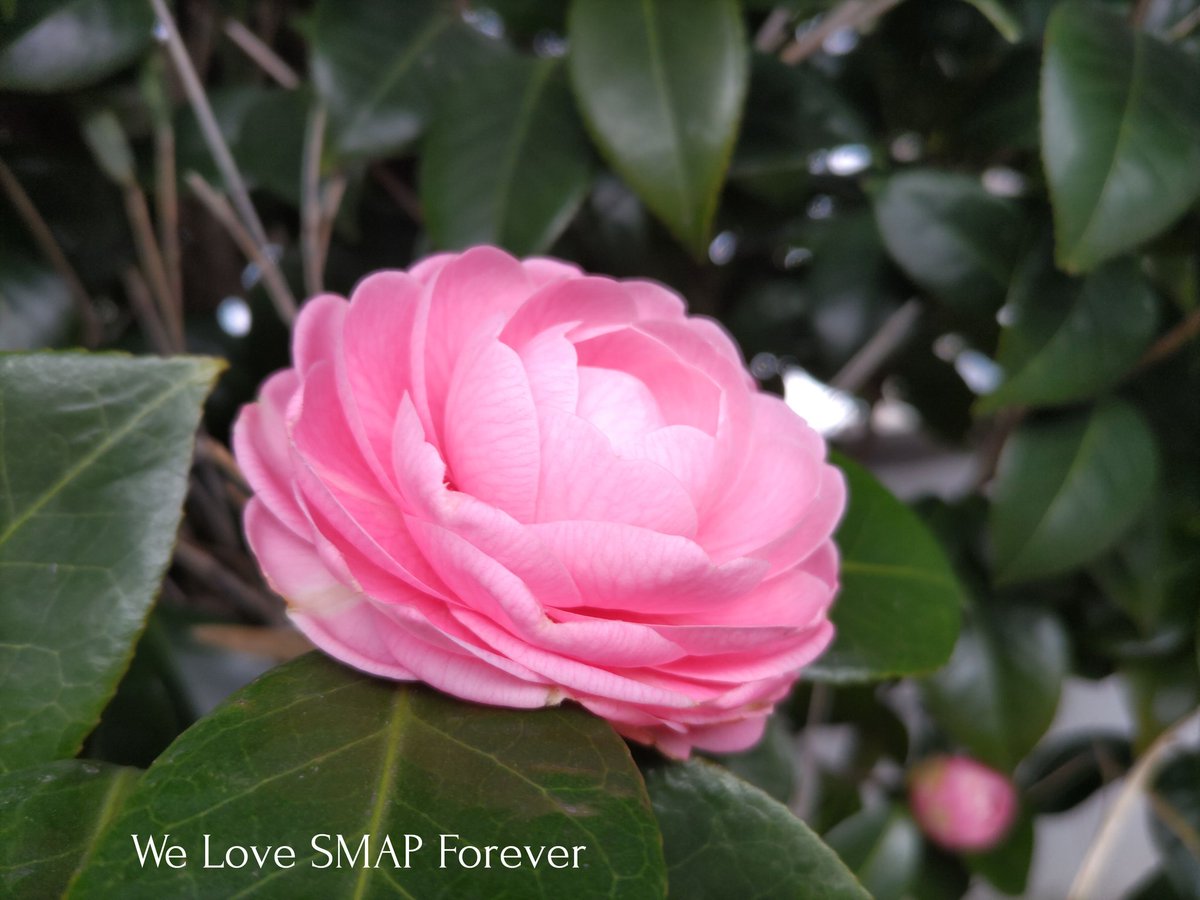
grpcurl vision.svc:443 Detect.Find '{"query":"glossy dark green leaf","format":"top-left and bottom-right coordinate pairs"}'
top-left (806, 456), bottom-right (963, 682)
top-left (922, 603), bottom-right (1069, 770)
top-left (421, 57), bottom-right (591, 255)
top-left (0, 354), bottom-right (223, 773)
top-left (568, 0), bottom-right (747, 256)
top-left (731, 54), bottom-right (870, 205)
top-left (1018, 731), bottom-right (1132, 814)
top-left (963, 810), bottom-right (1033, 895)
top-left (990, 400), bottom-right (1159, 584)
top-left (823, 804), bottom-right (922, 900)
top-left (644, 759), bottom-right (870, 899)
top-left (311, 0), bottom-right (495, 159)
top-left (69, 654), bottom-right (666, 899)
top-left (980, 247), bottom-right (1159, 412)
top-left (0, 245), bottom-right (75, 350)
top-left (873, 169), bottom-right (1025, 319)
top-left (0, 0), bottom-right (153, 92)
top-left (1149, 750), bottom-right (1200, 898)
top-left (177, 88), bottom-right (309, 206)
top-left (1042, 3), bottom-right (1200, 272)
top-left (958, 0), bottom-right (1022, 40)
top-left (711, 716), bottom-right (795, 804)
top-left (0, 760), bottom-right (139, 900)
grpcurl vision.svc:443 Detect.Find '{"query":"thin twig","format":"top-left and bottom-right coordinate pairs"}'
top-left (831, 299), bottom-right (922, 393)
top-left (1134, 307), bottom-right (1200, 373)
top-left (186, 172), bottom-right (298, 325)
top-left (122, 266), bottom-right (174, 355)
top-left (155, 111), bottom-right (184, 346)
top-left (1130, 0), bottom-right (1153, 27)
top-left (223, 18), bottom-right (301, 89)
top-left (754, 7), bottom-right (794, 53)
top-left (973, 405), bottom-right (1025, 490)
top-left (191, 623), bottom-right (314, 661)
top-left (1149, 792), bottom-right (1200, 861)
top-left (197, 433), bottom-right (250, 493)
top-left (1068, 708), bottom-right (1200, 900)
top-left (1169, 6), bottom-right (1200, 39)
top-left (0, 157), bottom-right (102, 346)
top-left (370, 163), bottom-right (424, 222)
top-left (794, 683), bottom-right (832, 820)
top-left (318, 173), bottom-right (348, 275)
top-left (123, 184), bottom-right (182, 352)
top-left (780, 0), bottom-right (905, 65)
top-left (174, 537), bottom-right (284, 623)
top-left (152, 0), bottom-right (271, 251)
top-left (302, 102), bottom-right (329, 297)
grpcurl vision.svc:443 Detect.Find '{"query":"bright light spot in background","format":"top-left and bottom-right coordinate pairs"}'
top-left (982, 166), bottom-right (1027, 198)
top-left (240, 244), bottom-right (282, 291)
top-left (808, 195), bottom-right (835, 220)
top-left (890, 132), bottom-right (922, 163)
top-left (782, 366), bottom-right (866, 437)
top-left (955, 350), bottom-right (1003, 395)
top-left (708, 230), bottom-right (737, 266)
top-left (782, 246), bottom-right (813, 269)
top-left (463, 8), bottom-right (504, 38)
top-left (826, 144), bottom-right (872, 176)
top-left (153, 20), bottom-right (169, 42)
top-left (217, 296), bottom-right (253, 337)
top-left (533, 31), bottom-right (567, 58)
top-left (750, 352), bottom-right (780, 380)
top-left (823, 27), bottom-right (859, 55)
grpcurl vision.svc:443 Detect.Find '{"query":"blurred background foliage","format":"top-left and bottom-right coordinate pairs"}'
top-left (3, 0), bottom-right (1200, 897)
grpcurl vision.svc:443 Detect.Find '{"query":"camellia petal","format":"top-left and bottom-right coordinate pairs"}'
top-left (233, 246), bottom-right (845, 757)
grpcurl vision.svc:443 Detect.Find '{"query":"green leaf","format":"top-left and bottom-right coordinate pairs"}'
top-left (957, 0), bottom-right (1022, 41)
top-left (806, 456), bottom-right (963, 682)
top-left (710, 716), bottom-right (795, 804)
top-left (0, 245), bottom-right (75, 351)
top-left (873, 169), bottom-right (1026, 320)
top-left (963, 809), bottom-right (1033, 895)
top-left (567, 0), bottom-right (747, 256)
top-left (824, 805), bottom-right (922, 900)
top-left (922, 602), bottom-right (1069, 770)
top-left (0, 0), bottom-right (153, 92)
top-left (1018, 732), bottom-right (1132, 814)
top-left (1042, 2), bottom-right (1200, 272)
top-left (1149, 750), bottom-right (1200, 898)
top-left (980, 245), bottom-right (1159, 412)
top-left (176, 88), bottom-right (309, 206)
top-left (730, 53), bottom-right (870, 205)
top-left (644, 759), bottom-right (870, 899)
top-left (68, 654), bottom-right (666, 899)
top-left (0, 354), bottom-right (223, 773)
top-left (311, 0), bottom-right (495, 159)
top-left (990, 400), bottom-right (1159, 584)
top-left (0, 760), bottom-right (139, 900)
top-left (421, 57), bottom-right (592, 255)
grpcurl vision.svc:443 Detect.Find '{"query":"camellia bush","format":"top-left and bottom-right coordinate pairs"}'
top-left (2, 0), bottom-right (1199, 897)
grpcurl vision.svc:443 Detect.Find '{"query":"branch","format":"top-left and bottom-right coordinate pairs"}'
top-left (1068, 708), bottom-right (1200, 900)
top-left (151, 0), bottom-right (272, 254)
top-left (0, 157), bottom-right (102, 346)
top-left (830, 298), bottom-right (921, 393)
top-left (302, 102), bottom-right (329, 297)
top-left (1135, 305), bottom-right (1200, 372)
top-left (780, 0), bottom-right (905, 65)
top-left (121, 266), bottom-right (175, 355)
top-left (186, 172), bottom-right (298, 325)
top-left (223, 18), bottom-right (301, 89)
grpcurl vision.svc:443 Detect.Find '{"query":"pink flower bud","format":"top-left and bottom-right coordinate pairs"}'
top-left (908, 755), bottom-right (1017, 851)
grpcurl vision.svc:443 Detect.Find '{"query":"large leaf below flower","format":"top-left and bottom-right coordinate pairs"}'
top-left (807, 457), bottom-right (963, 683)
top-left (0, 354), bottom-right (222, 773)
top-left (0, 760), bottom-right (140, 899)
top-left (421, 57), bottom-right (592, 256)
top-left (644, 759), bottom-right (870, 899)
top-left (1042, 2), bottom-right (1200, 272)
top-left (67, 654), bottom-right (666, 899)
top-left (567, 0), bottom-right (747, 256)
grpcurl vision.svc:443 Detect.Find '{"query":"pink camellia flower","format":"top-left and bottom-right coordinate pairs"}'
top-left (233, 246), bottom-right (844, 757)
top-left (909, 755), bottom-right (1018, 851)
